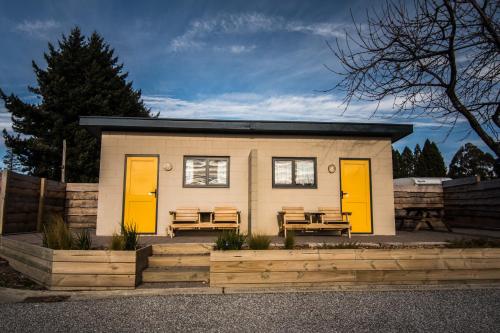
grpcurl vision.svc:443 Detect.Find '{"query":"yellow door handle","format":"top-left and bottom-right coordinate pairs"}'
top-left (148, 190), bottom-right (157, 197)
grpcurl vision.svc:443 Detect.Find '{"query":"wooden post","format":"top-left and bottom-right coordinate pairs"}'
top-left (61, 139), bottom-right (66, 183)
top-left (37, 178), bottom-right (46, 232)
top-left (0, 170), bottom-right (8, 235)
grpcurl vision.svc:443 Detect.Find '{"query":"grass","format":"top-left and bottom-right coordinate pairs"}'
top-left (247, 234), bottom-right (272, 250)
top-left (42, 214), bottom-right (73, 250)
top-left (74, 228), bottom-right (92, 250)
top-left (110, 233), bottom-right (125, 250)
top-left (215, 230), bottom-right (246, 250)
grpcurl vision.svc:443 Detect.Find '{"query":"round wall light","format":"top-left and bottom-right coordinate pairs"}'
top-left (327, 164), bottom-right (336, 174)
top-left (163, 162), bottom-right (173, 171)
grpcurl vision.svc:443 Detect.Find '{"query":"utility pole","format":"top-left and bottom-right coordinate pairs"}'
top-left (61, 139), bottom-right (66, 183)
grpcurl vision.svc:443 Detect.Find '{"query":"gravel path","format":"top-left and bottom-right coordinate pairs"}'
top-left (1, 289), bottom-right (499, 332)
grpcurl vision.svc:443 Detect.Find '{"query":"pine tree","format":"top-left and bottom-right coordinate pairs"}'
top-left (400, 146), bottom-right (415, 177)
top-left (413, 144), bottom-right (423, 176)
top-left (416, 139), bottom-right (447, 177)
top-left (0, 27), bottom-right (152, 182)
top-left (2, 147), bottom-right (22, 172)
top-left (448, 143), bottom-right (496, 179)
top-left (392, 148), bottom-right (404, 178)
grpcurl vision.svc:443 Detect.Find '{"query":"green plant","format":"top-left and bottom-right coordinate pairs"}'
top-left (445, 238), bottom-right (500, 248)
top-left (42, 214), bottom-right (73, 250)
top-left (122, 222), bottom-right (139, 250)
top-left (74, 228), bottom-right (92, 250)
top-left (284, 231), bottom-right (295, 249)
top-left (247, 234), bottom-right (272, 250)
top-left (215, 230), bottom-right (246, 250)
top-left (110, 233), bottom-right (125, 250)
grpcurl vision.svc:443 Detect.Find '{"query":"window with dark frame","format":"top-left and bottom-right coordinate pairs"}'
top-left (183, 156), bottom-right (229, 187)
top-left (272, 157), bottom-right (317, 188)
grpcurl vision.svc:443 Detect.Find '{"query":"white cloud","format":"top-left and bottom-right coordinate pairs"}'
top-left (15, 19), bottom-right (60, 39)
top-left (169, 13), bottom-right (349, 52)
top-left (143, 92), bottom-right (444, 127)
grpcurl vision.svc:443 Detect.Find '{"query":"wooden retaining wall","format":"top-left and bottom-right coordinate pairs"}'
top-left (210, 249), bottom-right (500, 288)
top-left (65, 183), bottom-right (98, 229)
top-left (0, 237), bottom-right (150, 290)
top-left (443, 178), bottom-right (500, 229)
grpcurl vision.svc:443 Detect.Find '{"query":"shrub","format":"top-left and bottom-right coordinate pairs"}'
top-left (74, 228), bottom-right (92, 250)
top-left (215, 230), bottom-right (246, 250)
top-left (122, 222), bottom-right (139, 250)
top-left (284, 231), bottom-right (295, 249)
top-left (42, 214), bottom-right (73, 250)
top-left (110, 233), bottom-right (125, 250)
top-left (247, 234), bottom-right (272, 250)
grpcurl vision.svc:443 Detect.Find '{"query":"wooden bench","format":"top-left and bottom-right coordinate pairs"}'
top-left (168, 207), bottom-right (240, 237)
top-left (318, 207), bottom-right (351, 238)
top-left (281, 206), bottom-right (351, 238)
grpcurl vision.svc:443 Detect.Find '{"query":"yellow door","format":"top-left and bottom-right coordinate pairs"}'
top-left (340, 159), bottom-right (372, 233)
top-left (123, 156), bottom-right (158, 234)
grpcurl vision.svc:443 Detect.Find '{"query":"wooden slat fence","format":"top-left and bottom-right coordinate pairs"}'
top-left (443, 177), bottom-right (500, 229)
top-left (393, 184), bottom-right (443, 219)
top-left (65, 183), bottom-right (98, 229)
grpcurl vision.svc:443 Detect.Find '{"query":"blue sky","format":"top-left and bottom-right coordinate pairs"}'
top-left (0, 0), bottom-right (493, 165)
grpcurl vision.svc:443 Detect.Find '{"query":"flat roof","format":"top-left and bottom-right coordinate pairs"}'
top-left (80, 116), bottom-right (413, 142)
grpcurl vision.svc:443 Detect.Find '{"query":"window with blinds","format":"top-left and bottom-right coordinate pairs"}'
top-left (183, 156), bottom-right (229, 187)
top-left (272, 157), bottom-right (317, 188)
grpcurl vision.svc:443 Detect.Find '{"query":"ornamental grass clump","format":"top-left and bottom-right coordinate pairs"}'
top-left (74, 228), bottom-right (92, 250)
top-left (215, 230), bottom-right (246, 250)
top-left (110, 233), bottom-right (125, 250)
top-left (42, 214), bottom-right (73, 250)
top-left (247, 234), bottom-right (272, 250)
top-left (122, 222), bottom-right (139, 250)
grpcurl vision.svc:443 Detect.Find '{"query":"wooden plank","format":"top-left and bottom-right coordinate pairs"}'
top-left (4, 256), bottom-right (51, 286)
top-left (210, 270), bottom-right (356, 285)
top-left (65, 192), bottom-right (98, 200)
top-left (65, 200), bottom-right (98, 208)
top-left (50, 274), bottom-right (136, 287)
top-left (52, 261), bottom-right (136, 274)
top-left (0, 246), bottom-right (52, 271)
top-left (210, 258), bottom-right (500, 273)
top-left (149, 255), bottom-right (210, 267)
top-left (355, 269), bottom-right (500, 282)
top-left (66, 207), bottom-right (97, 215)
top-left (66, 183), bottom-right (98, 191)
top-left (36, 178), bottom-right (46, 232)
top-left (152, 243), bottom-right (212, 255)
top-left (52, 250), bottom-right (136, 263)
top-left (1, 237), bottom-right (53, 261)
top-left (211, 250), bottom-right (356, 262)
top-left (354, 248), bottom-right (500, 260)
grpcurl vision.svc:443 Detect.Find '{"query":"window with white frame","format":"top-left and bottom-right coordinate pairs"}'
top-left (183, 156), bottom-right (229, 187)
top-left (272, 157), bottom-right (317, 188)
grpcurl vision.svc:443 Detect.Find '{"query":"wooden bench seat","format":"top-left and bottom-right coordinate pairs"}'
top-left (168, 207), bottom-right (240, 237)
top-left (281, 206), bottom-right (351, 238)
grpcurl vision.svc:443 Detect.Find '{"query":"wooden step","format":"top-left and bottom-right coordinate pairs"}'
top-left (142, 267), bottom-right (209, 283)
top-left (152, 243), bottom-right (212, 255)
top-left (148, 255), bottom-right (210, 268)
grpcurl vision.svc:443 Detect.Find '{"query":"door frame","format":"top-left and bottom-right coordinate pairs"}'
top-left (121, 154), bottom-right (160, 235)
top-left (339, 158), bottom-right (374, 234)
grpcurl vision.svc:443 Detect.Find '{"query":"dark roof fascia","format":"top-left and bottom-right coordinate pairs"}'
top-left (79, 116), bottom-right (413, 142)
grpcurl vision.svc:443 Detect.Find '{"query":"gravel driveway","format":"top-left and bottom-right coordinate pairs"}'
top-left (0, 289), bottom-right (499, 332)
